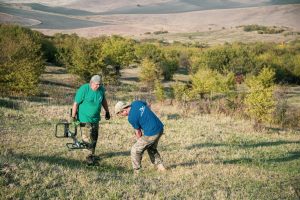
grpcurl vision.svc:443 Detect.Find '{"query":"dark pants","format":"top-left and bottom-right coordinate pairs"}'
top-left (80, 123), bottom-right (99, 155)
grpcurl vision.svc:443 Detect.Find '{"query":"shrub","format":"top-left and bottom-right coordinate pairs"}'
top-left (52, 33), bottom-right (80, 67)
top-left (154, 80), bottom-right (165, 102)
top-left (0, 25), bottom-right (44, 96)
top-left (139, 58), bottom-right (162, 88)
top-left (244, 67), bottom-right (276, 129)
top-left (172, 82), bottom-right (190, 102)
top-left (243, 24), bottom-right (285, 34)
top-left (153, 30), bottom-right (168, 35)
top-left (160, 50), bottom-right (179, 81)
top-left (273, 86), bottom-right (289, 128)
top-left (189, 68), bottom-right (236, 99)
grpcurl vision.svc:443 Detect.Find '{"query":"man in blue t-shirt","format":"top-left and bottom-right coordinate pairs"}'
top-left (115, 100), bottom-right (166, 174)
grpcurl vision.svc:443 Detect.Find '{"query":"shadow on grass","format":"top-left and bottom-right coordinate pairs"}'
top-left (99, 150), bottom-right (130, 159)
top-left (119, 77), bottom-right (139, 82)
top-left (168, 161), bottom-right (198, 169)
top-left (176, 67), bottom-right (189, 75)
top-left (239, 140), bottom-right (300, 148)
top-left (0, 98), bottom-right (20, 110)
top-left (11, 152), bottom-right (130, 173)
top-left (43, 68), bottom-right (67, 75)
top-left (185, 143), bottom-right (225, 150)
top-left (166, 114), bottom-right (181, 120)
top-left (41, 80), bottom-right (74, 88)
top-left (186, 140), bottom-right (300, 150)
top-left (223, 151), bottom-right (300, 164)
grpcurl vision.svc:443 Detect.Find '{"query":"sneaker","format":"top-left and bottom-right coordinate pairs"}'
top-left (157, 164), bottom-right (166, 172)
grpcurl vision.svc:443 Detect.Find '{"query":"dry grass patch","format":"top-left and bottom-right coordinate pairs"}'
top-left (1, 99), bottom-right (299, 199)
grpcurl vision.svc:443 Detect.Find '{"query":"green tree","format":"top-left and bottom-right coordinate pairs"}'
top-left (52, 33), bottom-right (79, 68)
top-left (190, 68), bottom-right (236, 99)
top-left (101, 35), bottom-right (136, 68)
top-left (70, 38), bottom-right (105, 82)
top-left (172, 82), bottom-right (189, 102)
top-left (244, 67), bottom-right (276, 129)
top-left (135, 43), bottom-right (163, 62)
top-left (139, 58), bottom-right (162, 88)
top-left (0, 25), bottom-right (44, 96)
top-left (160, 49), bottom-right (179, 81)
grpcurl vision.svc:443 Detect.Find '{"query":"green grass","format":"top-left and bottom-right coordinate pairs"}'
top-left (0, 66), bottom-right (299, 199)
top-left (0, 100), bottom-right (299, 199)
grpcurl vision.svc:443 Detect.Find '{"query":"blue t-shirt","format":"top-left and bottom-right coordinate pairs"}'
top-left (128, 101), bottom-right (164, 136)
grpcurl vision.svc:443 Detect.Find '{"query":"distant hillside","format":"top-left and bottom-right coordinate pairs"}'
top-left (2, 0), bottom-right (300, 13)
top-left (0, 0), bottom-right (299, 40)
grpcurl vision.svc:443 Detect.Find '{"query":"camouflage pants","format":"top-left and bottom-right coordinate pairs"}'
top-left (80, 123), bottom-right (99, 155)
top-left (131, 131), bottom-right (164, 170)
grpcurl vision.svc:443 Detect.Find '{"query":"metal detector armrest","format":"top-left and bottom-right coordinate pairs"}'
top-left (55, 121), bottom-right (70, 138)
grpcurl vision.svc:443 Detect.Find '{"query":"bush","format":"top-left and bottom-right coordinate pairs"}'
top-left (172, 82), bottom-right (190, 102)
top-left (0, 25), bottom-right (44, 96)
top-left (160, 49), bottom-right (179, 81)
top-left (243, 24), bottom-right (285, 34)
top-left (190, 68), bottom-right (236, 99)
top-left (154, 80), bottom-right (165, 102)
top-left (244, 68), bottom-right (276, 128)
top-left (139, 58), bottom-right (162, 88)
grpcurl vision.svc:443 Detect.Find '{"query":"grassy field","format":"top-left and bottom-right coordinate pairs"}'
top-left (0, 66), bottom-right (300, 199)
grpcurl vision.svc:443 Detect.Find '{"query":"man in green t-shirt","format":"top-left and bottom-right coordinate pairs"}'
top-left (71, 75), bottom-right (110, 165)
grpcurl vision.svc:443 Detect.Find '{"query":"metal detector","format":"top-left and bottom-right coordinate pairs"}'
top-left (54, 110), bottom-right (89, 150)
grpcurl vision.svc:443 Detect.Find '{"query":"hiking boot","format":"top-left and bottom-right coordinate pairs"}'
top-left (86, 155), bottom-right (95, 166)
top-left (157, 164), bottom-right (166, 172)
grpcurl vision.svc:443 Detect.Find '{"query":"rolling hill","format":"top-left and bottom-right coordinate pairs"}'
top-left (0, 0), bottom-right (299, 42)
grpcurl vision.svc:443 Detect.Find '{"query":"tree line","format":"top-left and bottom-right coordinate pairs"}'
top-left (1, 24), bottom-right (300, 128)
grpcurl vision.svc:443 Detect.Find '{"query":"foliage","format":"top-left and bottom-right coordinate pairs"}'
top-left (0, 24), bottom-right (44, 96)
top-left (69, 37), bottom-right (105, 82)
top-left (172, 82), bottom-right (190, 102)
top-left (136, 43), bottom-right (179, 81)
top-left (53, 35), bottom-right (129, 84)
top-left (190, 43), bottom-right (257, 76)
top-left (273, 86), bottom-right (289, 128)
top-left (153, 30), bottom-right (168, 35)
top-left (139, 58), bottom-right (162, 88)
top-left (154, 80), bottom-right (165, 102)
top-left (242, 24), bottom-right (285, 34)
top-left (244, 67), bottom-right (276, 127)
top-left (256, 45), bottom-right (300, 83)
top-left (190, 68), bottom-right (236, 99)
top-left (40, 36), bottom-right (57, 63)
top-left (101, 35), bottom-right (136, 68)
top-left (52, 33), bottom-right (80, 68)
top-left (188, 42), bottom-right (300, 84)
top-left (160, 49), bottom-right (179, 81)
top-left (135, 43), bottom-right (163, 63)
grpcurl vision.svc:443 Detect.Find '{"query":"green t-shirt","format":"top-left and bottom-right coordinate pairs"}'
top-left (74, 83), bottom-right (105, 123)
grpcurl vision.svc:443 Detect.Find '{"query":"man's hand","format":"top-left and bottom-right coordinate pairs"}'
top-left (135, 129), bottom-right (142, 139)
top-left (71, 117), bottom-right (80, 127)
top-left (105, 111), bottom-right (110, 120)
